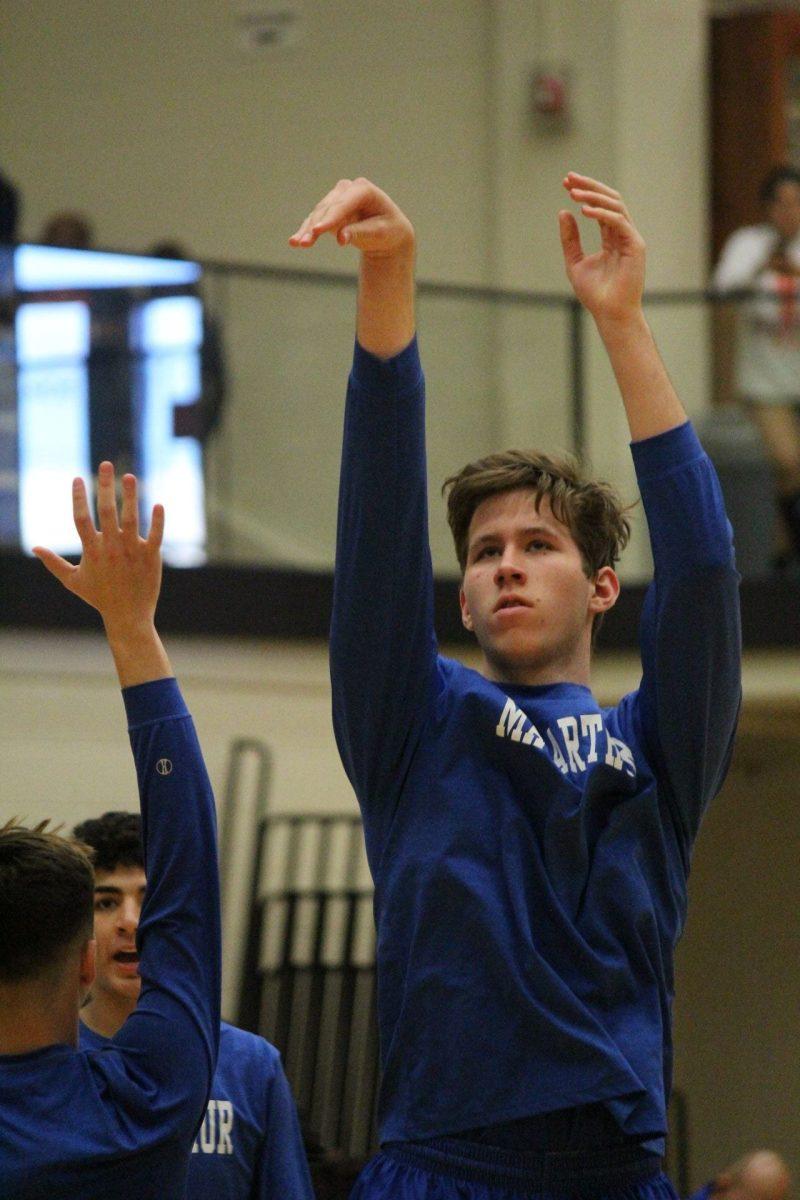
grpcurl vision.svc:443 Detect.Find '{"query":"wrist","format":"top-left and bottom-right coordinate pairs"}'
top-left (594, 308), bottom-right (650, 346)
top-left (360, 228), bottom-right (416, 266)
top-left (102, 614), bottom-right (158, 644)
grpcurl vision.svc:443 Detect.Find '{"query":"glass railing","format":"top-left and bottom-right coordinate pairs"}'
top-left (0, 244), bottom-right (792, 588)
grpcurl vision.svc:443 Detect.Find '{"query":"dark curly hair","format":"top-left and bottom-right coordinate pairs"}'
top-left (72, 811), bottom-right (143, 875)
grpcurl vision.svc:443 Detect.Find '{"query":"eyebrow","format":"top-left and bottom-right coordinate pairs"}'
top-left (94, 885), bottom-right (146, 895)
top-left (469, 525), bottom-right (559, 551)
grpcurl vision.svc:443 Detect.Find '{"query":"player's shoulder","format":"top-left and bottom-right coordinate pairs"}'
top-left (218, 1021), bottom-right (281, 1076)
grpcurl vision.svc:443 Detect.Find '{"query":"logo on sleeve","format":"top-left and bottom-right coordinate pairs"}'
top-left (156, 758), bottom-right (173, 776)
top-left (496, 698), bottom-right (636, 779)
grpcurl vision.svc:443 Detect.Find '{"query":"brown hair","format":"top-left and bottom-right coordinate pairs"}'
top-left (0, 821), bottom-right (94, 983)
top-left (443, 450), bottom-right (632, 641)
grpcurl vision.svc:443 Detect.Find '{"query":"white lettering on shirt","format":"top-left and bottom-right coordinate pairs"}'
top-left (557, 716), bottom-right (585, 773)
top-left (192, 1098), bottom-right (236, 1155)
top-left (580, 713), bottom-right (603, 763)
top-left (604, 734), bottom-right (637, 779)
top-left (495, 697), bottom-right (545, 748)
top-left (546, 728), bottom-right (569, 775)
top-left (495, 701), bottom-right (636, 781)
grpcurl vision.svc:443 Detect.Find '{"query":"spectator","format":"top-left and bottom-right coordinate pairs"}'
top-left (713, 165), bottom-right (800, 570)
top-left (39, 210), bottom-right (94, 249)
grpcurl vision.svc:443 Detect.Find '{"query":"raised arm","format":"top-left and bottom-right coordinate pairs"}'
top-left (560, 174), bottom-right (741, 848)
top-left (559, 172), bottom-right (686, 442)
top-left (35, 464), bottom-right (221, 1138)
top-left (290, 180), bottom-right (436, 857)
top-left (289, 176), bottom-right (415, 358)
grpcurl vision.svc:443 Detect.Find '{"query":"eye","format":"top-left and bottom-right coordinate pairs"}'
top-left (94, 897), bottom-right (117, 913)
top-left (527, 539), bottom-right (552, 552)
top-left (475, 546), bottom-right (498, 560)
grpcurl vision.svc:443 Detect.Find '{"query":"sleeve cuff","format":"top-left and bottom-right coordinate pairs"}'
top-left (122, 677), bottom-right (189, 728)
top-left (350, 335), bottom-right (423, 396)
top-left (630, 420), bottom-right (705, 481)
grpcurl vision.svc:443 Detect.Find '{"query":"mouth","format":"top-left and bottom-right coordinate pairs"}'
top-left (113, 951), bottom-right (140, 973)
top-left (494, 595), bottom-right (531, 613)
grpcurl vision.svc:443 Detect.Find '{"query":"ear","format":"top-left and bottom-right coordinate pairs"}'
top-left (589, 566), bottom-right (620, 615)
top-left (79, 938), bottom-right (96, 996)
top-left (459, 585), bottom-right (474, 632)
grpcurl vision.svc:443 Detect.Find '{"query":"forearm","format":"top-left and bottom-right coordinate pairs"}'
top-left (357, 245), bottom-right (416, 359)
top-left (595, 311), bottom-right (687, 442)
top-left (103, 618), bottom-right (173, 688)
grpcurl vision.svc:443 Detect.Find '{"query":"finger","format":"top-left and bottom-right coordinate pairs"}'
top-left (568, 189), bottom-right (629, 219)
top-left (95, 461), bottom-right (120, 539)
top-left (71, 477), bottom-right (98, 548)
top-left (147, 503), bottom-right (165, 550)
top-left (289, 180), bottom-right (355, 245)
top-left (335, 214), bottom-right (395, 249)
top-left (32, 546), bottom-right (78, 589)
top-left (564, 172), bottom-right (622, 201)
top-left (120, 473), bottom-right (139, 541)
top-left (558, 210), bottom-right (584, 268)
top-left (291, 180), bottom-right (375, 247)
top-left (577, 205), bottom-right (632, 233)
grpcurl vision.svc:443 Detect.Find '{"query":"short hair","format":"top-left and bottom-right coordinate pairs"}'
top-left (443, 448), bottom-right (631, 577)
top-left (760, 166), bottom-right (800, 206)
top-left (0, 821), bottom-right (94, 983)
top-left (72, 812), bottom-right (143, 875)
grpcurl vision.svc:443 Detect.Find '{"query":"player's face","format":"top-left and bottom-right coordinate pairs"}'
top-left (459, 489), bottom-right (614, 683)
top-left (91, 866), bottom-right (146, 1009)
top-left (767, 181), bottom-right (800, 241)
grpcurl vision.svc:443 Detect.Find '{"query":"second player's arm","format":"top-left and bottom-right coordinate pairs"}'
top-left (291, 179), bottom-right (437, 837)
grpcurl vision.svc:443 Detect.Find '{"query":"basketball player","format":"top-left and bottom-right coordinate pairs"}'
top-left (73, 810), bottom-right (314, 1200)
top-left (289, 174), bottom-right (742, 1198)
top-left (0, 464), bottom-right (220, 1198)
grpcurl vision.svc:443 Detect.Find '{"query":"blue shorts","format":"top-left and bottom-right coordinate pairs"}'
top-left (350, 1138), bottom-right (678, 1200)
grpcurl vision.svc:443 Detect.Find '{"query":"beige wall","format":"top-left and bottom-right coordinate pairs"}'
top-left (0, 0), bottom-right (712, 579)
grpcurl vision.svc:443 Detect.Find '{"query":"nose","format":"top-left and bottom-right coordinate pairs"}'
top-left (494, 548), bottom-right (527, 587)
top-left (117, 900), bottom-right (140, 935)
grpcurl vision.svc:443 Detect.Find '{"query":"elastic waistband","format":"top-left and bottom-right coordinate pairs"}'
top-left (383, 1137), bottom-right (663, 1195)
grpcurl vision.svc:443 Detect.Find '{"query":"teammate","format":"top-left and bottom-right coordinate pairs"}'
top-left (289, 175), bottom-right (742, 1199)
top-left (0, 463), bottom-right (220, 1198)
top-left (73, 810), bottom-right (314, 1200)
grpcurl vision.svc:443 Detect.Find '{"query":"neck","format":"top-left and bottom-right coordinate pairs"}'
top-left (480, 644), bottom-right (592, 689)
top-left (81, 992), bottom-right (135, 1039)
top-left (0, 979), bottom-right (79, 1055)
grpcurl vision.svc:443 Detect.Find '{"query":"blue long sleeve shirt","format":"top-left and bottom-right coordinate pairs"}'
top-left (330, 338), bottom-right (741, 1149)
top-left (80, 1020), bottom-right (314, 1200)
top-left (0, 678), bottom-right (221, 1198)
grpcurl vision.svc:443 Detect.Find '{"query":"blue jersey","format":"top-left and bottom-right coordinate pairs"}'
top-left (331, 338), bottom-right (741, 1148)
top-left (0, 679), bottom-right (221, 1199)
top-left (80, 1020), bottom-right (314, 1199)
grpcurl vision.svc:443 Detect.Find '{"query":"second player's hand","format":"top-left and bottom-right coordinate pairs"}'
top-left (33, 461), bottom-right (164, 633)
top-left (559, 172), bottom-right (645, 326)
top-left (289, 177), bottom-right (414, 259)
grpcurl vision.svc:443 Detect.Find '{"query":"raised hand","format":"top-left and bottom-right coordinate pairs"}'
top-left (559, 172), bottom-right (645, 326)
top-left (33, 462), bottom-right (164, 632)
top-left (289, 177), bottom-right (414, 259)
